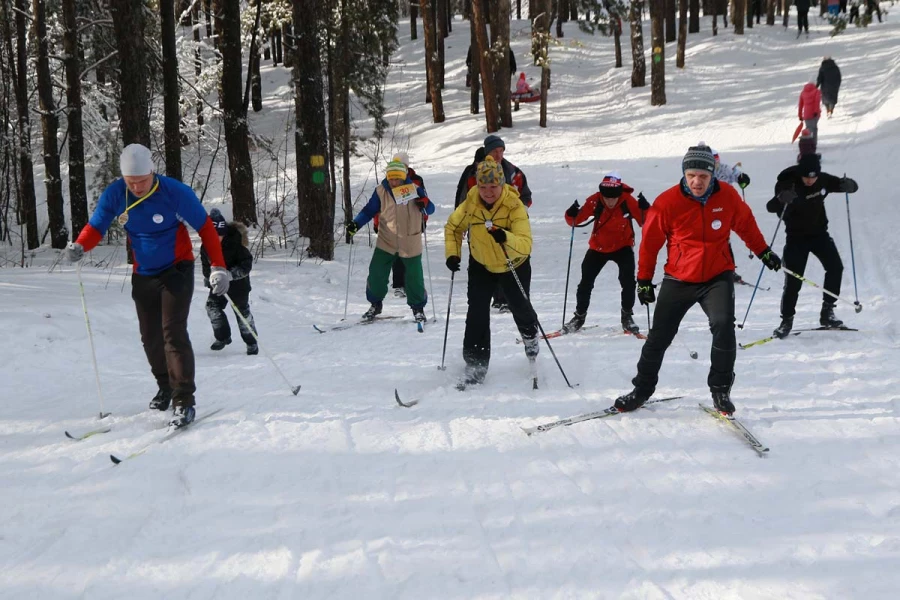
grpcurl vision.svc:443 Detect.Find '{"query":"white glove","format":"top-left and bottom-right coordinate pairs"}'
top-left (66, 242), bottom-right (84, 263)
top-left (209, 267), bottom-right (232, 296)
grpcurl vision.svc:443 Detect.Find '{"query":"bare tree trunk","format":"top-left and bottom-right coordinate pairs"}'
top-left (193, 1), bottom-right (204, 126)
top-left (491, 0), bottom-right (512, 127)
top-left (677, 0), bottom-right (688, 67)
top-left (471, 0), bottom-right (498, 131)
top-left (649, 0), bottom-right (666, 106)
top-left (9, 0), bottom-right (37, 248)
top-left (282, 23), bottom-right (293, 68)
top-left (62, 0), bottom-right (88, 235)
top-left (215, 0), bottom-right (257, 223)
top-left (111, 0), bottom-right (151, 145)
top-left (613, 12), bottom-right (622, 68)
top-left (204, 0), bottom-right (214, 46)
top-left (630, 1), bottom-right (646, 88)
top-left (410, 1), bottom-right (418, 39)
top-left (435, 0), bottom-right (446, 88)
top-left (537, 0), bottom-right (550, 127)
top-left (160, 0), bottom-right (182, 179)
top-left (689, 0), bottom-right (700, 31)
top-left (713, 0), bottom-right (719, 34)
top-left (517, 0), bottom-right (522, 18)
top-left (747, 0), bottom-right (754, 26)
top-left (243, 0), bottom-right (263, 112)
top-left (555, 0), bottom-right (564, 37)
top-left (469, 14), bottom-right (480, 114)
top-left (733, 0), bottom-right (745, 32)
top-left (767, 0), bottom-right (776, 24)
top-left (666, 0), bottom-right (676, 42)
top-left (783, 0), bottom-right (789, 27)
top-left (292, 0), bottom-right (332, 259)
top-left (420, 0), bottom-right (445, 122)
top-left (33, 0), bottom-right (67, 248)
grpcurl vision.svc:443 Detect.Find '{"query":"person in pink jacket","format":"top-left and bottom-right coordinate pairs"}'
top-left (799, 82), bottom-right (822, 139)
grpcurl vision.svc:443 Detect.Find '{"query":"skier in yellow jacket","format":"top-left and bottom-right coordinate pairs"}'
top-left (445, 157), bottom-right (537, 387)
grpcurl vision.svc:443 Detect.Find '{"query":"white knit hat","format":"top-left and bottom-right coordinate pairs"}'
top-left (120, 144), bottom-right (154, 176)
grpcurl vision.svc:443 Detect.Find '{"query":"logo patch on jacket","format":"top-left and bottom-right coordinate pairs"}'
top-left (711, 219), bottom-right (722, 230)
top-left (712, 207), bottom-right (723, 213)
top-left (152, 214), bottom-right (164, 224)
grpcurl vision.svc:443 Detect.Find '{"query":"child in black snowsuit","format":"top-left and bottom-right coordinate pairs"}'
top-left (201, 208), bottom-right (259, 354)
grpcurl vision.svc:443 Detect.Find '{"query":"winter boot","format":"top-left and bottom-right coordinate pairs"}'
top-left (492, 299), bottom-right (510, 313)
top-left (614, 389), bottom-right (651, 412)
top-left (712, 390), bottom-right (736, 415)
top-left (819, 304), bottom-right (844, 328)
top-left (412, 307), bottom-right (427, 324)
top-left (522, 334), bottom-right (540, 359)
top-left (459, 362), bottom-right (488, 389)
top-left (169, 404), bottom-right (196, 429)
top-left (362, 302), bottom-right (383, 322)
top-left (393, 287), bottom-right (407, 298)
top-left (563, 311), bottom-right (586, 334)
top-left (210, 338), bottom-right (231, 351)
top-left (772, 317), bottom-right (794, 339)
top-left (246, 344), bottom-right (259, 355)
top-left (621, 310), bottom-right (639, 335)
top-left (149, 388), bottom-right (172, 411)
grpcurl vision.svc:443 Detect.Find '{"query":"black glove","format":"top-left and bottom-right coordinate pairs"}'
top-left (415, 198), bottom-right (428, 210)
top-left (203, 277), bottom-right (211, 289)
top-left (229, 267), bottom-right (248, 280)
top-left (758, 247), bottom-right (782, 271)
top-left (346, 221), bottom-right (359, 236)
top-left (565, 201), bottom-right (580, 219)
top-left (637, 279), bottom-right (656, 306)
top-left (778, 189), bottom-right (798, 205)
top-left (737, 173), bottom-right (751, 189)
top-left (839, 177), bottom-right (858, 193)
top-left (487, 227), bottom-right (507, 244)
top-left (446, 256), bottom-right (461, 272)
top-left (637, 192), bottom-right (650, 211)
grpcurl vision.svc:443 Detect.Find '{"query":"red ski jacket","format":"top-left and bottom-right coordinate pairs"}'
top-left (799, 83), bottom-right (821, 121)
top-left (638, 181), bottom-right (768, 283)
top-left (564, 186), bottom-right (644, 253)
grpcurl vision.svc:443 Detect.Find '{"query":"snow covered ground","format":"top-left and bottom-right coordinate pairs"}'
top-left (3, 14), bottom-right (900, 600)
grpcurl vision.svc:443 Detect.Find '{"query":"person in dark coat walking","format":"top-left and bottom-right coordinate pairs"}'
top-left (455, 147), bottom-right (486, 208)
top-left (795, 0), bottom-right (812, 37)
top-left (817, 57), bottom-right (842, 118)
top-left (202, 208), bottom-right (259, 355)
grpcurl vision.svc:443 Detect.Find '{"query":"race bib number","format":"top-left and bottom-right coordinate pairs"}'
top-left (392, 183), bottom-right (418, 206)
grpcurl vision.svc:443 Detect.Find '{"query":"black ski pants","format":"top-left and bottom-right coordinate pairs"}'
top-left (575, 247), bottom-right (636, 315)
top-left (463, 257), bottom-right (538, 368)
top-left (132, 260), bottom-right (196, 408)
top-left (632, 272), bottom-right (736, 396)
top-left (206, 277), bottom-right (257, 346)
top-left (798, 9), bottom-right (809, 32)
top-left (779, 233), bottom-right (843, 319)
top-left (391, 256), bottom-right (406, 289)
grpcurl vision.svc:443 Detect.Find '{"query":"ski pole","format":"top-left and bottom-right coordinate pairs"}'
top-left (342, 236), bottom-right (354, 321)
top-left (782, 267), bottom-right (863, 313)
top-left (561, 221), bottom-right (576, 329)
top-left (646, 304), bottom-right (651, 332)
top-left (844, 182), bottom-right (860, 309)
top-left (76, 262), bottom-right (110, 419)
top-left (421, 212), bottom-right (437, 321)
top-left (226, 293), bottom-right (301, 395)
top-left (499, 243), bottom-right (574, 388)
top-left (438, 271), bottom-right (455, 371)
top-left (738, 212), bottom-right (784, 329)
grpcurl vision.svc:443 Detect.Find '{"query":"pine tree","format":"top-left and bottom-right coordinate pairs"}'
top-left (61, 0), bottom-right (89, 236)
top-left (159, 0), bottom-right (182, 179)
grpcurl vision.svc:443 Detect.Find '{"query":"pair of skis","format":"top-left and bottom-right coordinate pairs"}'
top-left (740, 326), bottom-right (857, 350)
top-left (314, 314), bottom-right (428, 334)
top-left (522, 397), bottom-right (769, 456)
top-left (516, 326), bottom-right (646, 344)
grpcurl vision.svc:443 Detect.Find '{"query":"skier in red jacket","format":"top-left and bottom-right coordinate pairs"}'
top-left (562, 172), bottom-right (650, 335)
top-left (614, 145), bottom-right (782, 415)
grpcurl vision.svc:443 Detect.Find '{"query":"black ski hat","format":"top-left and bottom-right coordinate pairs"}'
top-left (798, 153), bottom-right (821, 178)
top-left (682, 145), bottom-right (716, 174)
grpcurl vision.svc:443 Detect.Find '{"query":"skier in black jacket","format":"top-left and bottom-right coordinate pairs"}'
top-left (817, 57), bottom-right (842, 118)
top-left (201, 209), bottom-right (259, 354)
top-left (766, 154), bottom-right (858, 338)
top-left (795, 0), bottom-right (812, 37)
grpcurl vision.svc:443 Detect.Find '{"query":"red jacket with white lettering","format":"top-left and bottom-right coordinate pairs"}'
top-left (638, 180), bottom-right (768, 283)
top-left (564, 186), bottom-right (644, 253)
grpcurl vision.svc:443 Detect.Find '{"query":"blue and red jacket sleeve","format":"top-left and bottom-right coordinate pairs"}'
top-left (354, 186), bottom-right (383, 228)
top-left (169, 179), bottom-right (226, 269)
top-left (75, 183), bottom-right (120, 250)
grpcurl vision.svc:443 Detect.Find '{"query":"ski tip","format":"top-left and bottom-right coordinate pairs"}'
top-left (99, 412), bottom-right (111, 419)
top-left (532, 378), bottom-right (539, 390)
top-left (416, 323), bottom-right (424, 333)
top-left (394, 389), bottom-right (418, 408)
top-left (110, 454), bottom-right (123, 465)
top-left (291, 385), bottom-right (302, 395)
top-left (64, 431), bottom-right (77, 440)
top-left (312, 324), bottom-right (325, 334)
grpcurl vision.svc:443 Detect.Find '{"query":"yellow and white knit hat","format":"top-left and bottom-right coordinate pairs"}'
top-left (385, 156), bottom-right (408, 180)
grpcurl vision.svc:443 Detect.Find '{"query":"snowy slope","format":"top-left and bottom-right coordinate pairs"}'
top-left (2, 15), bottom-right (900, 600)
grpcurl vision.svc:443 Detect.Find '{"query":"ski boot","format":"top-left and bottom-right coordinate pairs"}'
top-left (621, 310), bottom-right (639, 335)
top-left (563, 311), bottom-right (585, 334)
top-left (458, 362), bottom-right (487, 390)
top-left (772, 317), bottom-right (793, 339)
top-left (149, 388), bottom-right (172, 411)
top-left (492, 299), bottom-right (510, 313)
top-left (522, 334), bottom-right (540, 359)
top-left (393, 287), bottom-right (407, 298)
top-left (246, 344), bottom-right (259, 356)
top-left (820, 304), bottom-right (844, 329)
top-left (614, 389), bottom-right (650, 412)
top-left (210, 337), bottom-right (231, 351)
top-left (712, 390), bottom-right (736, 415)
top-left (412, 307), bottom-right (427, 325)
top-left (169, 404), bottom-right (196, 429)
top-left (362, 302), bottom-right (383, 322)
